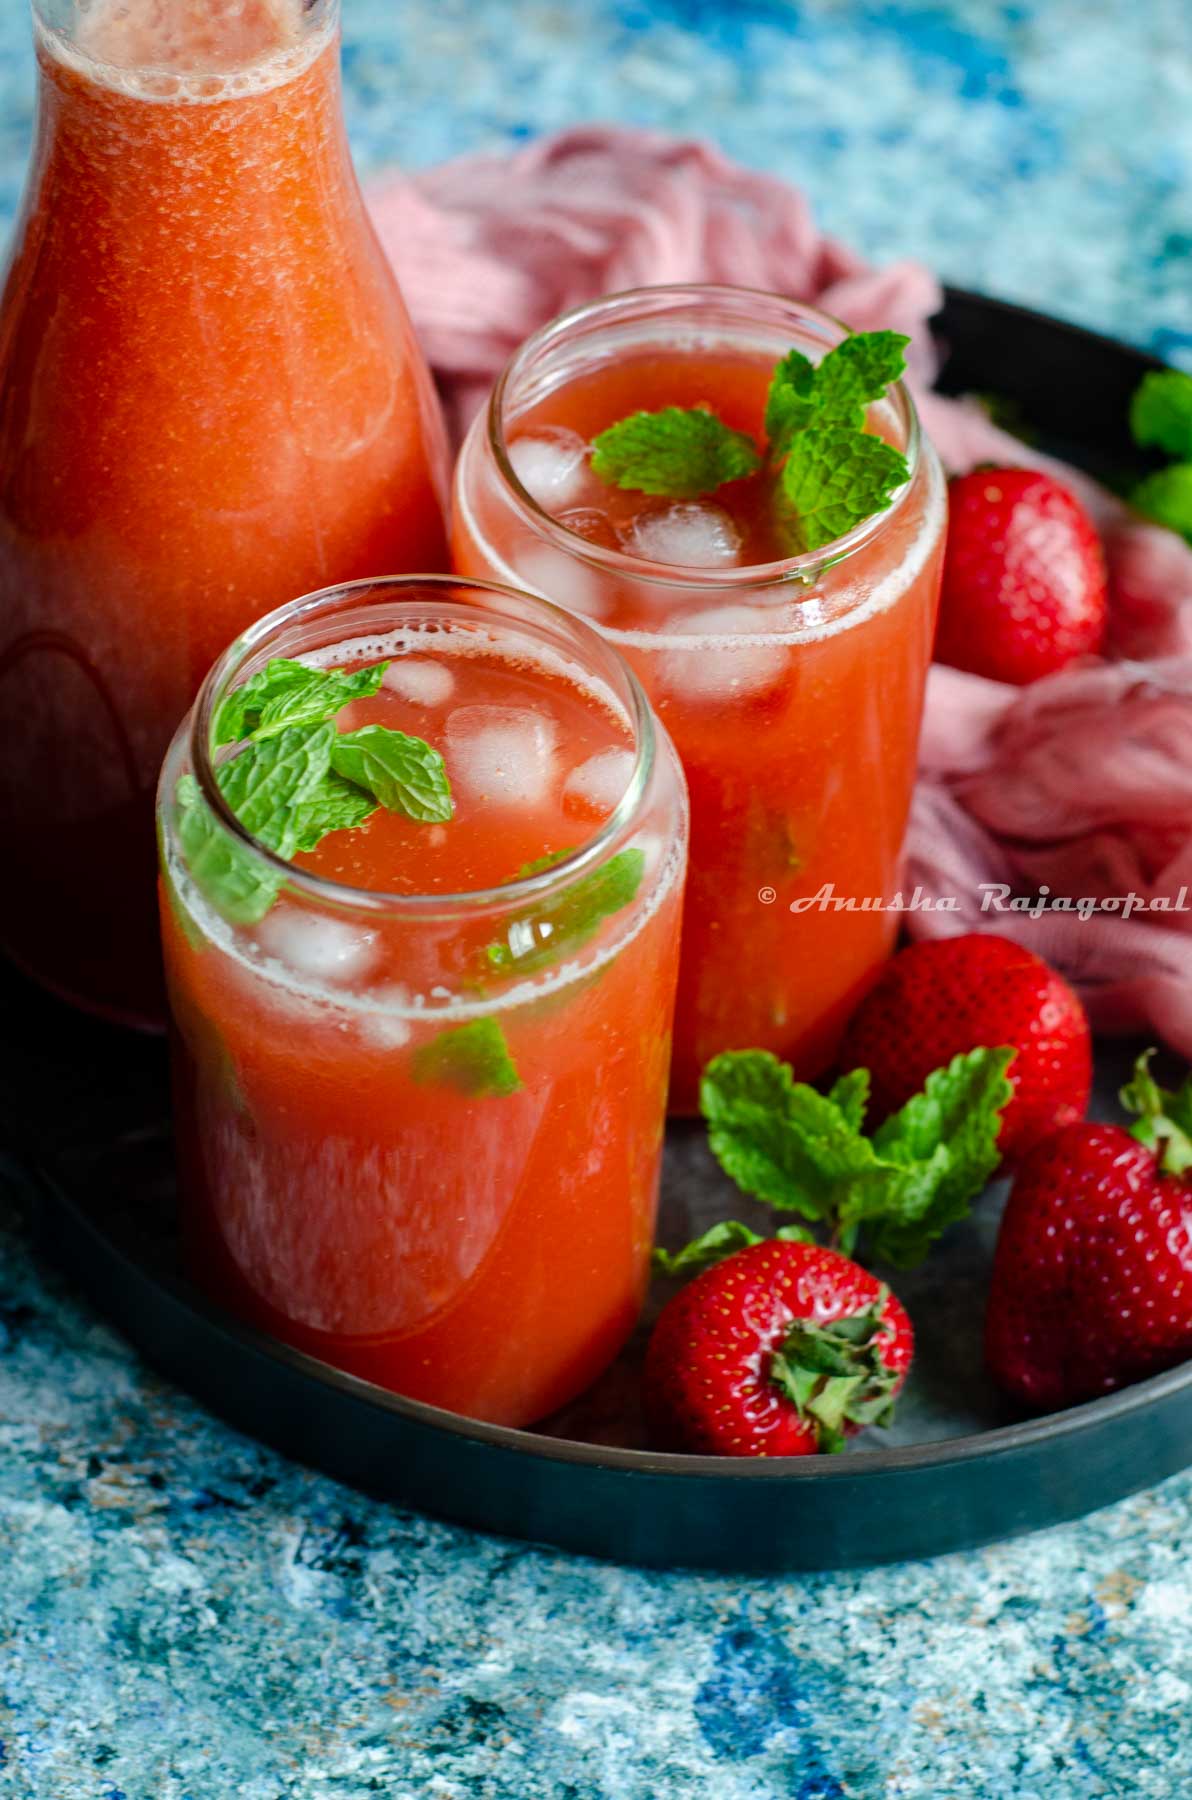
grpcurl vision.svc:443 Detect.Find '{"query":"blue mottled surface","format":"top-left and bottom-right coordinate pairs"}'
top-left (3, 3), bottom-right (1192, 1795)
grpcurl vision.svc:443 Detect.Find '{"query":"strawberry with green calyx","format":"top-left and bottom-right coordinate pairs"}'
top-left (986, 1052), bottom-right (1192, 1411)
top-left (837, 934), bottom-right (1092, 1167)
top-left (643, 1238), bottom-right (913, 1457)
top-left (590, 329), bottom-right (911, 554)
top-left (655, 1043), bottom-right (1014, 1277)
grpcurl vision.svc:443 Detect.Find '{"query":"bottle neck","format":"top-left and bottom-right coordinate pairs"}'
top-left (33, 0), bottom-right (339, 85)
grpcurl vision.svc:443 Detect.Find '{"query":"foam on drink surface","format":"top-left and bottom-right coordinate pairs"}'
top-left (40, 0), bottom-right (334, 100)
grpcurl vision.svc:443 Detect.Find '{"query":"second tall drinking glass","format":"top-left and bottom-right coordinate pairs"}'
top-left (453, 286), bottom-right (946, 1111)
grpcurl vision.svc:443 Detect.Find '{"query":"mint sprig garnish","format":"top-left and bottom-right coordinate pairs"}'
top-left (654, 1044), bottom-right (1014, 1275)
top-left (483, 846), bottom-right (646, 977)
top-left (214, 658), bottom-right (389, 747)
top-left (589, 329), bottom-right (911, 554)
top-left (412, 1017), bottom-right (522, 1098)
top-left (177, 657), bottom-right (452, 927)
top-left (330, 725), bottom-right (453, 824)
top-left (1128, 368), bottom-right (1192, 544)
top-left (590, 407), bottom-right (762, 499)
top-left (175, 775), bottom-right (285, 926)
top-left (775, 425), bottom-right (910, 553)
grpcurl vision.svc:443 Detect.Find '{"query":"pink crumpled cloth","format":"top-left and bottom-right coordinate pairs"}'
top-left (368, 127), bottom-right (1192, 1056)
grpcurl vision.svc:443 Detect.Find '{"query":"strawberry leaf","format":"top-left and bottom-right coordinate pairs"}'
top-left (1121, 1049), bottom-right (1192, 1176)
top-left (768, 1290), bottom-right (902, 1453)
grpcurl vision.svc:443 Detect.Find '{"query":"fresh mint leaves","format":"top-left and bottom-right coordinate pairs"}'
top-left (589, 329), bottom-right (911, 554)
top-left (483, 846), bottom-right (646, 976)
top-left (330, 725), bottom-right (452, 824)
top-left (806, 331), bottom-right (910, 429)
top-left (1131, 464), bottom-right (1192, 543)
top-left (1128, 367), bottom-right (1192, 544)
top-left (1130, 369), bottom-right (1192, 462)
top-left (776, 425), bottom-right (910, 553)
top-left (653, 1218), bottom-right (811, 1278)
top-left (590, 407), bottom-right (762, 498)
top-left (655, 1044), bottom-right (1014, 1273)
top-left (214, 658), bottom-right (389, 746)
top-left (175, 774), bottom-right (284, 926)
top-left (177, 657), bottom-right (453, 926)
top-left (217, 722), bottom-right (337, 858)
top-left (411, 1017), bottom-right (522, 1098)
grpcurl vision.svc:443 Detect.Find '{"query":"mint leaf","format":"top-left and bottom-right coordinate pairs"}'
top-left (764, 349), bottom-right (818, 455)
top-left (218, 724), bottom-right (336, 858)
top-left (1130, 369), bottom-right (1192, 461)
top-left (1130, 463), bottom-right (1192, 544)
top-left (411, 1017), bottom-right (522, 1098)
top-left (697, 1044), bottom-right (1015, 1268)
top-left (810, 331), bottom-right (910, 429)
top-left (700, 1050), bottom-right (888, 1225)
top-left (591, 408), bottom-right (762, 498)
top-left (653, 1219), bottom-right (766, 1278)
top-left (862, 1047), bottom-right (1016, 1265)
top-left (215, 658), bottom-right (388, 745)
top-left (215, 659), bottom-right (317, 747)
top-left (1122, 1049), bottom-right (1192, 1176)
top-left (292, 771), bottom-right (378, 852)
top-left (517, 846), bottom-right (577, 879)
top-left (330, 725), bottom-right (453, 824)
top-left (484, 847), bottom-right (645, 976)
top-left (827, 1068), bottom-right (870, 1134)
top-left (174, 775), bottom-right (285, 926)
top-left (653, 1218), bottom-right (813, 1279)
top-left (778, 425), bottom-right (910, 553)
top-left (253, 662), bottom-right (389, 740)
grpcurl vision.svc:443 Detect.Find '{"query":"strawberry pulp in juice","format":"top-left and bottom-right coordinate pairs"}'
top-left (0, 0), bottom-right (449, 1027)
top-left (159, 591), bottom-right (687, 1427)
top-left (452, 296), bottom-right (946, 1111)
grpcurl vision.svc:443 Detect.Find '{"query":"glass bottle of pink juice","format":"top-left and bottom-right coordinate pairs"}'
top-left (0, 0), bottom-right (449, 1027)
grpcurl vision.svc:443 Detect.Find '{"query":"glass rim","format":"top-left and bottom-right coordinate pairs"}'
top-left (185, 573), bottom-right (660, 920)
top-left (486, 281), bottom-right (923, 593)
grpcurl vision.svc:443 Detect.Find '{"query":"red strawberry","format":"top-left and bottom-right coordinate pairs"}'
top-left (643, 1239), bottom-right (912, 1457)
top-left (837, 933), bottom-right (1091, 1165)
top-left (986, 1058), bottom-right (1192, 1408)
top-left (935, 467), bottom-right (1108, 684)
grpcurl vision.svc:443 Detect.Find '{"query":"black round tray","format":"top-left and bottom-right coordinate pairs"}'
top-left (12, 289), bottom-right (1190, 1572)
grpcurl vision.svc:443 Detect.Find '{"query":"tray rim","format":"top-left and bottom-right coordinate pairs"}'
top-left (11, 285), bottom-right (1190, 1567)
top-left (27, 1103), bottom-right (1192, 1487)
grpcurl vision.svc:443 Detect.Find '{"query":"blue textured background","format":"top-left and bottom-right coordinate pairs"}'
top-left (3, 3), bottom-right (1192, 1795)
